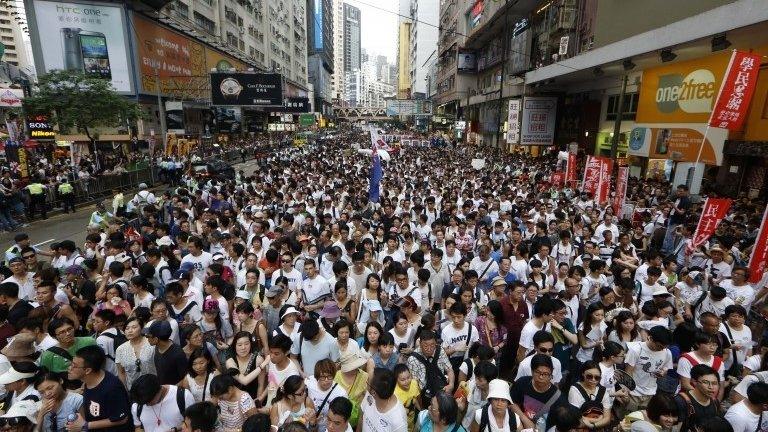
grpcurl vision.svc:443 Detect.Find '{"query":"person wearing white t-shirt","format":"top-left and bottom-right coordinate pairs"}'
top-left (441, 302), bottom-right (479, 367)
top-left (516, 298), bottom-right (554, 363)
top-left (515, 331), bottom-right (562, 384)
top-left (180, 237), bottom-right (212, 282)
top-left (677, 332), bottom-right (726, 397)
top-left (359, 368), bottom-right (408, 432)
top-left (301, 261), bottom-right (332, 314)
top-left (725, 381), bottom-right (768, 432)
top-left (130, 376), bottom-right (195, 432)
top-left (272, 253), bottom-right (304, 295)
top-left (470, 379), bottom-right (522, 432)
top-left (721, 305), bottom-right (753, 372)
top-left (624, 327), bottom-right (673, 410)
top-left (326, 397), bottom-right (355, 432)
top-left (721, 268), bottom-right (756, 311)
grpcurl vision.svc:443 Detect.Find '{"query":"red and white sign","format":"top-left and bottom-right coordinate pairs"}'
top-left (596, 158), bottom-right (613, 204)
top-left (582, 155), bottom-right (602, 196)
top-left (612, 166), bottom-right (629, 215)
top-left (0, 89), bottom-right (23, 108)
top-left (748, 206), bottom-right (768, 283)
top-left (551, 172), bottom-right (565, 187)
top-left (565, 153), bottom-right (577, 186)
top-left (708, 50), bottom-right (762, 131)
top-left (687, 198), bottom-right (732, 254)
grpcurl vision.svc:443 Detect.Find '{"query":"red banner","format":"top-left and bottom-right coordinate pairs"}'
top-left (551, 172), bottom-right (565, 187)
top-left (566, 153), bottom-right (577, 186)
top-left (708, 50), bottom-right (762, 131)
top-left (748, 206), bottom-right (768, 283)
top-left (596, 158), bottom-right (613, 205)
top-left (687, 198), bottom-right (733, 254)
top-left (612, 166), bottom-right (629, 216)
top-left (582, 156), bottom-right (601, 196)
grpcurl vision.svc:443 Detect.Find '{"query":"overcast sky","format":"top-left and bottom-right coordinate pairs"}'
top-left (348, 0), bottom-right (399, 63)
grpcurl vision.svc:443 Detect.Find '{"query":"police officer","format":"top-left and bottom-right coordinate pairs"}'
top-left (24, 177), bottom-right (47, 220)
top-left (58, 179), bottom-right (75, 213)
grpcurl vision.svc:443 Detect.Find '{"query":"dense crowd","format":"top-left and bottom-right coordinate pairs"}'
top-left (0, 128), bottom-right (765, 432)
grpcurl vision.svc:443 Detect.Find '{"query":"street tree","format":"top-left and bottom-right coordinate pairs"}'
top-left (23, 70), bottom-right (143, 151)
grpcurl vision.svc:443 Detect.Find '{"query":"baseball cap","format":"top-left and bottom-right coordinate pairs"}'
top-left (265, 286), bottom-right (285, 299)
top-left (143, 320), bottom-right (172, 340)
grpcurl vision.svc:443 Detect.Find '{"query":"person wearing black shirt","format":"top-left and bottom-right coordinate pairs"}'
top-left (674, 364), bottom-right (723, 432)
top-left (144, 320), bottom-right (187, 385)
top-left (66, 345), bottom-right (132, 432)
top-left (0, 281), bottom-right (33, 349)
top-left (510, 354), bottom-right (561, 430)
top-left (662, 184), bottom-right (691, 254)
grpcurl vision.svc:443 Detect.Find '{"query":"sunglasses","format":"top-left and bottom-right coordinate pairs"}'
top-left (0, 418), bottom-right (27, 427)
top-left (538, 347), bottom-right (554, 353)
top-left (22, 255), bottom-right (35, 259)
top-left (584, 373), bottom-right (601, 381)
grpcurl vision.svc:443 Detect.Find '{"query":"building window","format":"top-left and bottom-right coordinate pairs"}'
top-left (606, 92), bottom-right (639, 121)
top-left (174, 1), bottom-right (189, 17)
top-left (194, 12), bottom-right (216, 33)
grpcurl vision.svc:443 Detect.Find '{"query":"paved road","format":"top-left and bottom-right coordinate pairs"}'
top-left (0, 158), bottom-right (263, 250)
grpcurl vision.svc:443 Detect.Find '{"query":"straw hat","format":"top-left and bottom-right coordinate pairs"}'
top-left (339, 352), bottom-right (367, 373)
top-left (1, 333), bottom-right (37, 358)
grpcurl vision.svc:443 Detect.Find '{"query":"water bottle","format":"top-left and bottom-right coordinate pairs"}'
top-left (66, 413), bottom-right (78, 426)
top-left (536, 415), bottom-right (547, 432)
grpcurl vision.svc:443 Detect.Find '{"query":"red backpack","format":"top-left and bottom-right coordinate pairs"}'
top-left (681, 352), bottom-right (723, 373)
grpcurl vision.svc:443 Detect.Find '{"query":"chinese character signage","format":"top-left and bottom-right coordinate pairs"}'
top-left (748, 206), bottom-right (768, 284)
top-left (550, 172), bottom-right (564, 187)
top-left (596, 157), bottom-right (613, 205)
top-left (582, 155), bottom-right (602, 196)
top-left (612, 167), bottom-right (629, 216)
top-left (520, 96), bottom-right (557, 146)
top-left (210, 72), bottom-right (283, 106)
top-left (276, 97), bottom-right (310, 113)
top-left (565, 153), bottom-right (577, 187)
top-left (687, 198), bottom-right (732, 254)
top-left (708, 50), bottom-right (762, 131)
top-left (506, 99), bottom-right (521, 144)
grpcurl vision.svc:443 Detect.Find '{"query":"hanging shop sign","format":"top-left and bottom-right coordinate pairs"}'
top-left (520, 96), bottom-right (556, 146)
top-left (27, 115), bottom-right (55, 139)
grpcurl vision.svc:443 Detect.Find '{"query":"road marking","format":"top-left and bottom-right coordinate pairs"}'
top-left (34, 239), bottom-right (56, 248)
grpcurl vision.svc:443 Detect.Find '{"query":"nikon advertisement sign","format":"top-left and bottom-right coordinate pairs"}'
top-left (27, 115), bottom-right (55, 139)
top-left (637, 52), bottom-right (730, 124)
top-left (210, 72), bottom-right (283, 107)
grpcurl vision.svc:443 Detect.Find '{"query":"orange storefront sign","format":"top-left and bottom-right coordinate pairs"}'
top-left (637, 52), bottom-right (732, 124)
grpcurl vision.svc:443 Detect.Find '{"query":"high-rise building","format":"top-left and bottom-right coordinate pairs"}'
top-left (396, 0), bottom-right (412, 99)
top-left (342, 3), bottom-right (361, 73)
top-left (0, 3), bottom-right (34, 75)
top-left (344, 69), bottom-right (395, 108)
top-left (331, 0), bottom-right (345, 102)
top-left (407, 0), bottom-right (438, 98)
top-left (163, 0), bottom-right (308, 87)
top-left (307, 0), bottom-right (334, 115)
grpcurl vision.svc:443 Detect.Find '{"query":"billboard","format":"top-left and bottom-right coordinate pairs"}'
top-left (210, 72), bottom-right (283, 106)
top-left (457, 52), bottom-right (476, 73)
top-left (0, 89), bottom-right (23, 108)
top-left (520, 96), bottom-right (557, 146)
top-left (277, 97), bottom-right (311, 113)
top-left (27, 115), bottom-right (55, 140)
top-left (133, 14), bottom-right (207, 98)
top-left (636, 52), bottom-right (731, 124)
top-left (506, 99), bottom-right (521, 144)
top-left (29, 1), bottom-right (133, 93)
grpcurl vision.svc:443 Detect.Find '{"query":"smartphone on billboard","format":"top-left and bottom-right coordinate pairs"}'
top-left (79, 31), bottom-right (112, 79)
top-left (61, 28), bottom-right (84, 71)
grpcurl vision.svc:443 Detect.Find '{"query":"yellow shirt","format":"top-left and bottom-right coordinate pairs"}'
top-left (58, 183), bottom-right (74, 194)
top-left (26, 183), bottom-right (44, 195)
top-left (394, 379), bottom-right (421, 432)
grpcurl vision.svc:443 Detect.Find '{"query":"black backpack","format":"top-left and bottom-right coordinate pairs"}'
top-left (464, 358), bottom-right (475, 381)
top-left (100, 330), bottom-right (128, 361)
top-left (136, 386), bottom-right (187, 428)
top-left (478, 403), bottom-right (516, 432)
top-left (410, 351), bottom-right (448, 407)
top-left (574, 384), bottom-right (606, 418)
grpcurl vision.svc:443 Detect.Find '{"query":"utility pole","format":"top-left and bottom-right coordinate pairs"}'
top-left (155, 68), bottom-right (168, 154)
top-left (495, 0), bottom-right (511, 149)
top-left (610, 75), bottom-right (628, 159)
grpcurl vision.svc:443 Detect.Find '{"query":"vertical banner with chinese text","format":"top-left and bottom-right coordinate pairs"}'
top-left (748, 205), bottom-right (768, 283)
top-left (687, 198), bottom-right (733, 254)
top-left (596, 157), bottom-right (613, 205)
top-left (708, 50), bottom-right (762, 131)
top-left (613, 166), bottom-right (629, 216)
top-left (581, 155), bottom-right (601, 196)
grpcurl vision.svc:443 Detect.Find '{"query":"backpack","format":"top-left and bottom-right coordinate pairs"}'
top-left (136, 386), bottom-right (187, 428)
top-left (410, 351), bottom-right (448, 407)
top-left (573, 384), bottom-right (606, 432)
top-left (478, 403), bottom-right (516, 432)
top-left (681, 352), bottom-right (723, 374)
top-left (677, 391), bottom-right (722, 432)
top-left (463, 358), bottom-right (475, 381)
top-left (170, 301), bottom-right (198, 324)
top-left (100, 330), bottom-right (128, 361)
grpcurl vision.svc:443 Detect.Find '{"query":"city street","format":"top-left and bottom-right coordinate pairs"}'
top-left (0, 158), bottom-right (262, 249)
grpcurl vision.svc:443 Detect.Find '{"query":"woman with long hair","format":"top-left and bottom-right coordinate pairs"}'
top-left (114, 316), bottom-right (155, 389)
top-left (576, 303), bottom-right (607, 363)
top-left (359, 321), bottom-right (383, 358)
top-left (269, 374), bottom-right (317, 429)
top-left (607, 310), bottom-right (644, 350)
top-left (35, 369), bottom-right (83, 431)
top-left (474, 299), bottom-right (507, 357)
top-left (567, 360), bottom-right (612, 429)
top-left (225, 331), bottom-right (269, 399)
top-left (179, 348), bottom-right (218, 403)
top-left (598, 341), bottom-right (629, 404)
top-left (355, 273), bottom-right (386, 333)
top-left (334, 280), bottom-right (356, 323)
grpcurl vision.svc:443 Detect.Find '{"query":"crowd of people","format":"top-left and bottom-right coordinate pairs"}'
top-left (0, 126), bottom-right (765, 432)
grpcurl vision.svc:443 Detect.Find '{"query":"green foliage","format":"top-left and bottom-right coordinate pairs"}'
top-left (23, 70), bottom-right (142, 142)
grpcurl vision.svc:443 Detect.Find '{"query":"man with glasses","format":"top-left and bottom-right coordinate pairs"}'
top-left (65, 345), bottom-right (132, 432)
top-left (18, 247), bottom-right (50, 275)
top-left (515, 330), bottom-right (564, 384)
top-left (39, 317), bottom-right (96, 375)
top-left (624, 326), bottom-right (673, 413)
top-left (272, 252), bottom-right (303, 295)
top-left (721, 267), bottom-right (756, 311)
top-left (674, 364), bottom-right (724, 432)
top-left (510, 354), bottom-right (560, 430)
top-left (2, 257), bottom-right (35, 301)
